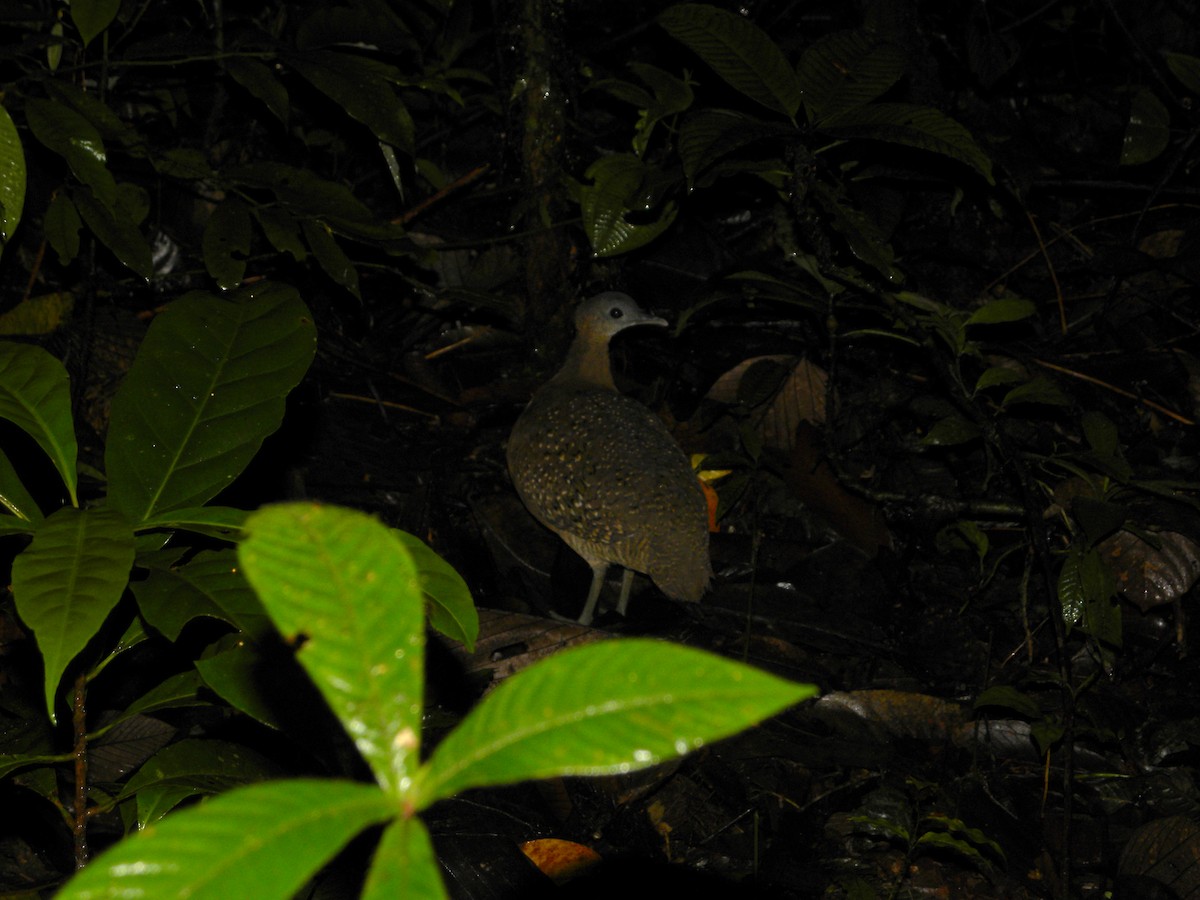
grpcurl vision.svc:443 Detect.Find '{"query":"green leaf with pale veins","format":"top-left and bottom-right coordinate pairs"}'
top-left (581, 154), bottom-right (677, 257)
top-left (11, 507), bottom-right (135, 723)
top-left (362, 815), bottom-right (447, 900)
top-left (24, 98), bottom-right (117, 212)
top-left (798, 30), bottom-right (906, 122)
top-left (239, 503), bottom-right (426, 797)
top-left (105, 283), bottom-right (315, 522)
top-left (393, 530), bottom-right (477, 651)
top-left (414, 638), bottom-right (816, 808)
top-left (0, 342), bottom-right (78, 506)
top-left (55, 779), bottom-right (395, 900)
top-left (821, 103), bottom-right (995, 185)
top-left (659, 4), bottom-right (801, 119)
top-left (133, 548), bottom-right (267, 641)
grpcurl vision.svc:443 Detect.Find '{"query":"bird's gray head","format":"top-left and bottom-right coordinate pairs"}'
top-left (575, 292), bottom-right (669, 337)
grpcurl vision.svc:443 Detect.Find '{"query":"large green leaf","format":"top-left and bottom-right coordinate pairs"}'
top-left (133, 549), bottom-right (267, 641)
top-left (0, 102), bottom-right (26, 246)
top-left (105, 284), bottom-right (316, 522)
top-left (820, 103), bottom-right (995, 185)
top-left (1166, 52), bottom-right (1200, 95)
top-left (137, 505), bottom-right (247, 539)
top-left (226, 162), bottom-right (375, 224)
top-left (676, 110), bottom-right (793, 186)
top-left (224, 57), bottom-right (290, 124)
top-left (393, 530), bottom-right (477, 650)
top-left (106, 669), bottom-right (208, 726)
top-left (55, 779), bottom-right (395, 900)
top-left (119, 738), bottom-right (284, 826)
top-left (239, 503), bottom-right (426, 797)
top-left (0, 445), bottom-right (41, 522)
top-left (202, 197), bottom-right (253, 290)
top-left (659, 3), bottom-right (801, 119)
top-left (195, 637), bottom-right (283, 729)
top-left (414, 638), bottom-right (816, 808)
top-left (11, 507), bottom-right (135, 722)
top-left (24, 97), bottom-right (117, 212)
top-left (44, 191), bottom-right (82, 265)
top-left (0, 342), bottom-right (78, 506)
top-left (72, 184), bottom-right (153, 279)
top-left (70, 0), bottom-right (121, 48)
top-left (252, 206), bottom-right (307, 261)
top-left (797, 29), bottom-right (906, 122)
top-left (581, 154), bottom-right (677, 257)
top-left (810, 180), bottom-right (903, 283)
top-left (285, 49), bottom-right (415, 151)
top-left (43, 81), bottom-right (148, 158)
top-left (363, 816), bottom-right (447, 900)
top-left (301, 219), bottom-right (361, 298)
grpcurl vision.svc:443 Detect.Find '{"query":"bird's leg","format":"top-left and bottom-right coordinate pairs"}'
top-left (615, 568), bottom-right (636, 617)
top-left (577, 562), bottom-right (610, 626)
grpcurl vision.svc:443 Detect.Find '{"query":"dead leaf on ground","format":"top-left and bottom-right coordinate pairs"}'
top-left (706, 355), bottom-right (828, 452)
top-left (1098, 530), bottom-right (1200, 613)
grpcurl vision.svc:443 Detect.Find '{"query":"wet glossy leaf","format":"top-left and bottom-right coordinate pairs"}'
top-left (119, 738), bottom-right (284, 826)
top-left (0, 343), bottom-right (78, 506)
top-left (11, 507), bottom-right (135, 722)
top-left (105, 284), bottom-right (315, 522)
top-left (56, 779), bottom-right (394, 900)
top-left (362, 816), bottom-right (447, 900)
top-left (239, 504), bottom-right (426, 797)
top-left (416, 639), bottom-right (815, 807)
top-left (393, 530), bottom-right (477, 651)
top-left (195, 637), bottom-right (282, 729)
top-left (133, 549), bottom-right (266, 641)
top-left (0, 102), bottom-right (26, 245)
top-left (25, 98), bottom-right (116, 212)
top-left (581, 155), bottom-right (677, 256)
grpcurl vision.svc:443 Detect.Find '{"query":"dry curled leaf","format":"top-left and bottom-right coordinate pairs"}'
top-left (706, 355), bottom-right (828, 452)
top-left (1098, 530), bottom-right (1200, 613)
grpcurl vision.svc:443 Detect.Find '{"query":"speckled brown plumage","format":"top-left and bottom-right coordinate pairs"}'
top-left (507, 292), bottom-right (711, 625)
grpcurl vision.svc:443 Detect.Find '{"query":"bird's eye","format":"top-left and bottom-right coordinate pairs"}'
top-left (609, 307), bottom-right (624, 320)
